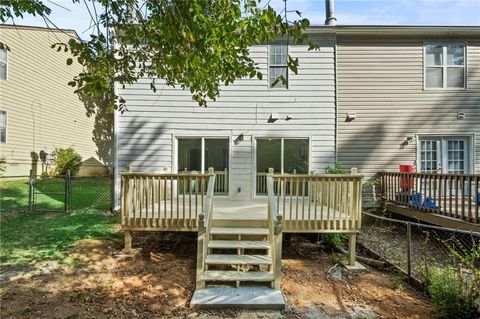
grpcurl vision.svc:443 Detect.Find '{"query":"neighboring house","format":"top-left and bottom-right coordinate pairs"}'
top-left (0, 25), bottom-right (108, 176)
top-left (114, 31), bottom-right (337, 205)
top-left (336, 26), bottom-right (480, 202)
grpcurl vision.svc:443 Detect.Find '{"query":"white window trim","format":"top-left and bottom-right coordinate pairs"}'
top-left (252, 136), bottom-right (311, 198)
top-left (0, 109), bottom-right (6, 144)
top-left (416, 134), bottom-right (475, 174)
top-left (268, 44), bottom-right (289, 89)
top-left (174, 135), bottom-right (231, 174)
top-left (423, 42), bottom-right (467, 91)
top-left (0, 48), bottom-right (7, 81)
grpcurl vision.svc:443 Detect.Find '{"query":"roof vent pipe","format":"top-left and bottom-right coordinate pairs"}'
top-left (325, 0), bottom-right (337, 26)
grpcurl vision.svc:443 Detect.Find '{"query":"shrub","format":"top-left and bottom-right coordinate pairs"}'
top-left (325, 161), bottom-right (346, 174)
top-left (427, 266), bottom-right (478, 318)
top-left (52, 147), bottom-right (82, 176)
top-left (321, 233), bottom-right (347, 251)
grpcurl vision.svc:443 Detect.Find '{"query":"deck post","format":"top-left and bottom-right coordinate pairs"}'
top-left (124, 230), bottom-right (133, 253)
top-left (273, 215), bottom-right (283, 289)
top-left (268, 167), bottom-right (274, 176)
top-left (196, 215), bottom-right (206, 289)
top-left (348, 233), bottom-right (357, 266)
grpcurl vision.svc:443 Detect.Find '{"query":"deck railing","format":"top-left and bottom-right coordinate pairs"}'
top-left (257, 170), bottom-right (303, 195)
top-left (196, 173), bottom-right (216, 288)
top-left (180, 169), bottom-right (228, 194)
top-left (270, 170), bottom-right (363, 232)
top-left (266, 173), bottom-right (283, 289)
top-left (121, 170), bottom-right (215, 230)
top-left (214, 169), bottom-right (228, 194)
top-left (380, 171), bottom-right (480, 224)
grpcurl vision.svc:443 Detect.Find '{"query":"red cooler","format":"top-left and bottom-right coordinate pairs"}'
top-left (400, 164), bottom-right (414, 192)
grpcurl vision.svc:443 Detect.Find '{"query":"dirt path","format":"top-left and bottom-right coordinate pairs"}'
top-left (0, 233), bottom-right (434, 318)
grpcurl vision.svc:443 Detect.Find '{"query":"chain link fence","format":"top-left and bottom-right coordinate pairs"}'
top-left (359, 211), bottom-right (479, 284)
top-left (0, 173), bottom-right (112, 213)
top-left (0, 176), bottom-right (31, 213)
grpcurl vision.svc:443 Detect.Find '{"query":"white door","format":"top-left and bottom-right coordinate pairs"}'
top-left (419, 136), bottom-right (471, 174)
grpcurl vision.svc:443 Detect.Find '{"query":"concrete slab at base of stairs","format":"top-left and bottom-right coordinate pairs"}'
top-left (344, 261), bottom-right (367, 271)
top-left (190, 287), bottom-right (285, 310)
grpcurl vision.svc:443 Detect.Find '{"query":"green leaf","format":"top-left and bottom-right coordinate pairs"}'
top-left (2, 0), bottom-right (310, 108)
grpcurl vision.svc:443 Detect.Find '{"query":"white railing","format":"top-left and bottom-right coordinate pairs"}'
top-left (272, 172), bottom-right (363, 232)
top-left (266, 171), bottom-right (283, 289)
top-left (181, 169), bottom-right (228, 194)
top-left (214, 169), bottom-right (229, 194)
top-left (196, 172), bottom-right (216, 289)
top-left (121, 171), bottom-right (211, 230)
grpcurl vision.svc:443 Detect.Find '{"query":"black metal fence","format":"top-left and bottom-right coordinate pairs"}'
top-left (359, 211), bottom-right (479, 284)
top-left (0, 171), bottom-right (112, 213)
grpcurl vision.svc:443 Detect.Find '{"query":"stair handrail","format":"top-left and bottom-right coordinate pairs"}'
top-left (267, 168), bottom-right (283, 289)
top-left (201, 168), bottom-right (216, 229)
top-left (196, 168), bottom-right (216, 289)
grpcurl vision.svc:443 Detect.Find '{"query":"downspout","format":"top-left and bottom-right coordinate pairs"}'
top-left (333, 31), bottom-right (338, 165)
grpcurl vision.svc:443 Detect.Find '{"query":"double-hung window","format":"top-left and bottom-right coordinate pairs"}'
top-left (269, 44), bottom-right (288, 89)
top-left (424, 43), bottom-right (465, 89)
top-left (0, 110), bottom-right (6, 143)
top-left (0, 48), bottom-right (7, 80)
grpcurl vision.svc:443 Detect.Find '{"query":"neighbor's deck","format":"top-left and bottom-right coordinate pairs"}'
top-left (380, 171), bottom-right (480, 233)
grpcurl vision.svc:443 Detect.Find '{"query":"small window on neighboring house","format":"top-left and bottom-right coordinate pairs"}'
top-left (0, 48), bottom-right (7, 80)
top-left (269, 44), bottom-right (288, 88)
top-left (425, 43), bottom-right (465, 89)
top-left (0, 110), bottom-right (6, 143)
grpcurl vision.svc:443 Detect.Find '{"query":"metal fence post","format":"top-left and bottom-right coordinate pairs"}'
top-left (65, 170), bottom-right (71, 213)
top-left (28, 169), bottom-right (34, 213)
top-left (69, 172), bottom-right (72, 212)
top-left (406, 222), bottom-right (412, 282)
top-left (110, 167), bottom-right (115, 213)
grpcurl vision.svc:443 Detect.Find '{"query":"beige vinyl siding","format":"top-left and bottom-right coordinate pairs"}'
top-left (0, 26), bottom-right (104, 176)
top-left (337, 36), bottom-right (480, 204)
top-left (116, 35), bottom-right (336, 201)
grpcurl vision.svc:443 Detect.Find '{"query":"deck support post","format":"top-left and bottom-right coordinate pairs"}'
top-left (348, 233), bottom-right (357, 266)
top-left (124, 230), bottom-right (133, 253)
top-left (273, 220), bottom-right (283, 289)
top-left (196, 217), bottom-right (206, 289)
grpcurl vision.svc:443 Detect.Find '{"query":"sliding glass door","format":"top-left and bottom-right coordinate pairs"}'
top-left (256, 138), bottom-right (309, 195)
top-left (177, 137), bottom-right (229, 194)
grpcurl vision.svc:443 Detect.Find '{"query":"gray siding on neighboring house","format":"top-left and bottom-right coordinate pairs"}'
top-left (116, 34), bottom-right (336, 202)
top-left (337, 36), bottom-right (480, 186)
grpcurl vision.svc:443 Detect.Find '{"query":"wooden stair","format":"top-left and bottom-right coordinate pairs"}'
top-left (191, 222), bottom-right (285, 310)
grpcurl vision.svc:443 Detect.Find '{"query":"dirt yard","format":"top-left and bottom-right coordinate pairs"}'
top-left (0, 232), bottom-right (435, 319)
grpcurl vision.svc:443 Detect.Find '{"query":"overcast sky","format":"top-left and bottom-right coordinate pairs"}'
top-left (11, 0), bottom-right (480, 39)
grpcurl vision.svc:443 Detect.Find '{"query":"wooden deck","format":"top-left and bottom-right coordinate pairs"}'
top-left (121, 170), bottom-right (364, 307)
top-left (123, 198), bottom-right (358, 233)
top-left (380, 171), bottom-right (480, 231)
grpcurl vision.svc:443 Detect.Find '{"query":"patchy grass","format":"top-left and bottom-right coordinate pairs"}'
top-left (0, 211), bottom-right (119, 266)
top-left (0, 176), bottom-right (111, 213)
